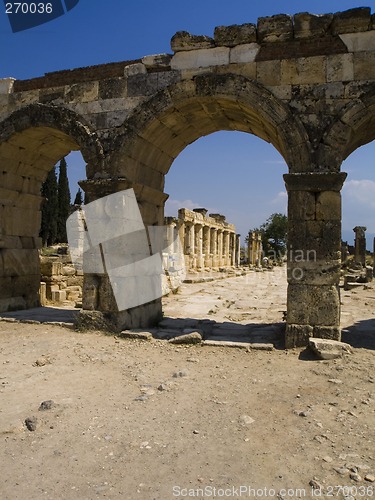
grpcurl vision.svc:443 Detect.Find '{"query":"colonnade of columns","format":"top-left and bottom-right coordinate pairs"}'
top-left (166, 208), bottom-right (240, 271)
top-left (247, 231), bottom-right (263, 267)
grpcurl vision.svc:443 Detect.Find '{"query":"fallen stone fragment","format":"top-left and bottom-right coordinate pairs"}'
top-left (309, 339), bottom-right (353, 360)
top-left (350, 472), bottom-right (362, 482)
top-left (239, 415), bottom-right (255, 426)
top-left (119, 331), bottom-right (153, 341)
top-left (248, 343), bottom-right (274, 351)
top-left (365, 474), bottom-right (375, 482)
top-left (309, 479), bottom-right (323, 491)
top-left (25, 417), bottom-right (37, 432)
top-left (39, 400), bottom-right (55, 411)
top-left (168, 332), bottom-right (202, 344)
top-left (173, 369), bottom-right (189, 378)
top-left (202, 340), bottom-right (250, 350)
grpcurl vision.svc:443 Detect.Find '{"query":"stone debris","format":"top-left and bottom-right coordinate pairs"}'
top-left (309, 339), bottom-right (353, 360)
top-left (25, 417), bottom-right (37, 432)
top-left (119, 331), bottom-right (153, 341)
top-left (168, 332), bottom-right (202, 344)
top-left (38, 400), bottom-right (55, 411)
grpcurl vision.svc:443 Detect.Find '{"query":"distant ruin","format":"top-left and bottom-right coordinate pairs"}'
top-left (1, 7), bottom-right (375, 346)
top-left (166, 208), bottom-right (240, 271)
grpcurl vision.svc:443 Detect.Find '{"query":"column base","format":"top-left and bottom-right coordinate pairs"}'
top-left (76, 299), bottom-right (163, 333)
top-left (285, 324), bottom-right (341, 348)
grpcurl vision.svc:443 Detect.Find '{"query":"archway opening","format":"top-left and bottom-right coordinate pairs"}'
top-left (0, 125), bottom-right (88, 319)
top-left (160, 130), bottom-right (288, 344)
top-left (340, 142), bottom-right (375, 349)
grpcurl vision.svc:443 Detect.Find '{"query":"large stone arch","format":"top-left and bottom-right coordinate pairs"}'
top-left (0, 103), bottom-right (105, 312)
top-left (110, 73), bottom-right (311, 195)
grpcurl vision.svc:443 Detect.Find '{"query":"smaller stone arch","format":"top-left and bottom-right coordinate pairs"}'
top-left (0, 103), bottom-right (105, 313)
top-left (318, 84), bottom-right (375, 171)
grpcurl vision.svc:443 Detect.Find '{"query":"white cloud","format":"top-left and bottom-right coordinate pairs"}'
top-left (342, 179), bottom-right (375, 210)
top-left (270, 191), bottom-right (287, 212)
top-left (342, 179), bottom-right (375, 233)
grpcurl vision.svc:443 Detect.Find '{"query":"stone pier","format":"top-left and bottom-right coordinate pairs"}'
top-left (248, 231), bottom-right (263, 267)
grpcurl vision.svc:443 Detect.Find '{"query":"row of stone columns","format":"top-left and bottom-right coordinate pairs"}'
top-left (247, 231), bottom-right (263, 266)
top-left (168, 208), bottom-right (240, 271)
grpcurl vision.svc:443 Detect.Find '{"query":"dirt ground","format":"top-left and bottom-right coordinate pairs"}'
top-left (0, 267), bottom-right (374, 500)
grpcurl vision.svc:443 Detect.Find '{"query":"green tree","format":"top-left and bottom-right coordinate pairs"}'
top-left (73, 188), bottom-right (83, 206)
top-left (40, 166), bottom-right (58, 246)
top-left (248, 213), bottom-right (288, 259)
top-left (56, 157), bottom-right (71, 243)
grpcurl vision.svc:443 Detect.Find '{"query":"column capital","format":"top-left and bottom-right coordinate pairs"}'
top-left (283, 172), bottom-right (347, 192)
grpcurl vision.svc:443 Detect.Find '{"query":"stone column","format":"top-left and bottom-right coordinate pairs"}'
top-left (78, 177), bottom-right (167, 331)
top-left (211, 228), bottom-right (218, 268)
top-left (353, 226), bottom-right (367, 266)
top-left (223, 231), bottom-right (230, 267)
top-left (283, 172), bottom-right (347, 348)
top-left (195, 224), bottom-right (203, 270)
top-left (218, 230), bottom-right (224, 267)
top-left (203, 225), bottom-right (211, 268)
top-left (236, 234), bottom-right (241, 267)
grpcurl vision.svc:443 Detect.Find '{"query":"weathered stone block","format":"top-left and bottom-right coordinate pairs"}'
top-left (331, 7), bottom-right (371, 35)
top-left (171, 47), bottom-right (230, 70)
top-left (287, 191), bottom-right (316, 221)
top-left (230, 43), bottom-right (260, 64)
top-left (340, 31), bottom-right (375, 52)
top-left (311, 329), bottom-right (342, 346)
top-left (171, 31), bottom-right (215, 52)
top-left (287, 260), bottom-right (341, 286)
top-left (281, 56), bottom-right (326, 85)
top-left (127, 71), bottom-right (179, 97)
top-left (142, 53), bottom-right (171, 69)
top-left (293, 13), bottom-right (333, 39)
top-left (0, 78), bottom-right (16, 94)
top-left (257, 14), bottom-right (293, 43)
top-left (2, 249), bottom-right (39, 277)
top-left (285, 324), bottom-right (313, 348)
top-left (214, 24), bottom-right (257, 47)
top-left (287, 284), bottom-right (340, 326)
top-left (51, 290), bottom-right (66, 302)
top-left (65, 81), bottom-right (99, 103)
top-left (353, 51), bottom-right (375, 80)
top-left (316, 191), bottom-right (341, 220)
top-left (256, 60), bottom-right (281, 86)
top-left (99, 78), bottom-right (127, 100)
top-left (327, 53), bottom-right (354, 82)
top-left (124, 63), bottom-right (146, 77)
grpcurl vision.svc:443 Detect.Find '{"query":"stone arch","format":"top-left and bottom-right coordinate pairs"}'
top-left (0, 103), bottom-right (104, 312)
top-left (112, 73), bottom-right (312, 192)
top-left (318, 84), bottom-right (375, 170)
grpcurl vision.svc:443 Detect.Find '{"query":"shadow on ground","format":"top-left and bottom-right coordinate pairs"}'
top-left (153, 317), bottom-right (286, 349)
top-left (0, 306), bottom-right (78, 324)
top-left (342, 318), bottom-right (375, 350)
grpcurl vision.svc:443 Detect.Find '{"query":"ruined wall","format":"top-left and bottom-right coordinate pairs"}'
top-left (1, 7), bottom-right (375, 343)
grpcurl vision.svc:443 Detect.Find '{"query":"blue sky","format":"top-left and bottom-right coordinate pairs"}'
top-left (1, 0), bottom-right (374, 248)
